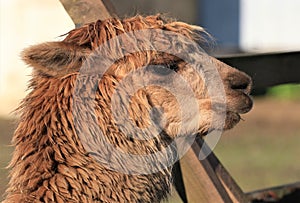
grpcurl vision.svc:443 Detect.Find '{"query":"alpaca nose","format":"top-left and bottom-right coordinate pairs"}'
top-left (228, 71), bottom-right (252, 95)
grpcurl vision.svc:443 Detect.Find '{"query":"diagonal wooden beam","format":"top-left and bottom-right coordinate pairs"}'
top-left (194, 137), bottom-right (249, 203)
top-left (59, 0), bottom-right (117, 27)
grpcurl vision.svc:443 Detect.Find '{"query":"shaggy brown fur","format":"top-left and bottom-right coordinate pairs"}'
top-left (4, 15), bottom-right (253, 202)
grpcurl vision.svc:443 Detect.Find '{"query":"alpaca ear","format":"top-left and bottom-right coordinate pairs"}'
top-left (21, 42), bottom-right (91, 77)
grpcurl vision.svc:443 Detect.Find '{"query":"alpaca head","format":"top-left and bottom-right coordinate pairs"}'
top-left (21, 15), bottom-right (252, 174)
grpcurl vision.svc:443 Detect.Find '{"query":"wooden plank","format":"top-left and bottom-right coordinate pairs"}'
top-left (218, 51), bottom-right (300, 89)
top-left (194, 137), bottom-right (249, 203)
top-left (180, 147), bottom-right (227, 203)
top-left (59, 0), bottom-right (117, 27)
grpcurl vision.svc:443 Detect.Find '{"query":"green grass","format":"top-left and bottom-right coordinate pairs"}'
top-left (268, 84), bottom-right (300, 100)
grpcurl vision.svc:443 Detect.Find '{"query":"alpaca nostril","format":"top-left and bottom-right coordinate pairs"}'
top-left (228, 72), bottom-right (252, 94)
top-left (231, 82), bottom-right (250, 91)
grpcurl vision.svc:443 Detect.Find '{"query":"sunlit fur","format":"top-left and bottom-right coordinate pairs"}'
top-left (4, 15), bottom-right (252, 202)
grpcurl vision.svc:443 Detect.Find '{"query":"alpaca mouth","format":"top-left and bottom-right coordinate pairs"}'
top-left (225, 98), bottom-right (255, 129)
top-left (228, 93), bottom-right (253, 115)
top-left (199, 111), bottom-right (241, 137)
top-left (200, 96), bottom-right (252, 137)
top-left (238, 95), bottom-right (253, 114)
top-left (226, 111), bottom-right (242, 127)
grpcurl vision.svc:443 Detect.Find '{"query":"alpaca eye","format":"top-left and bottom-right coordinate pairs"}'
top-left (148, 65), bottom-right (175, 76)
top-left (167, 63), bottom-right (179, 72)
top-left (153, 65), bottom-right (172, 75)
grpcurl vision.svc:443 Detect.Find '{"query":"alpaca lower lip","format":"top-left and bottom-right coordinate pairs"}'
top-left (238, 96), bottom-right (253, 114)
top-left (234, 112), bottom-right (241, 119)
top-left (226, 111), bottom-right (241, 127)
top-left (230, 94), bottom-right (253, 114)
top-left (228, 111), bottom-right (241, 118)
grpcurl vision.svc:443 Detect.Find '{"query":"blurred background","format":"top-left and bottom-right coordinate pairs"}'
top-left (0, 0), bottom-right (300, 200)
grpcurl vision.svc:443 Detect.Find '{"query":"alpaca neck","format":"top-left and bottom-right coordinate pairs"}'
top-left (6, 76), bottom-right (86, 198)
top-left (6, 75), bottom-right (173, 202)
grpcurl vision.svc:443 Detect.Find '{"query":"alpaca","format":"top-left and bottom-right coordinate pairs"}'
top-left (4, 15), bottom-right (253, 202)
